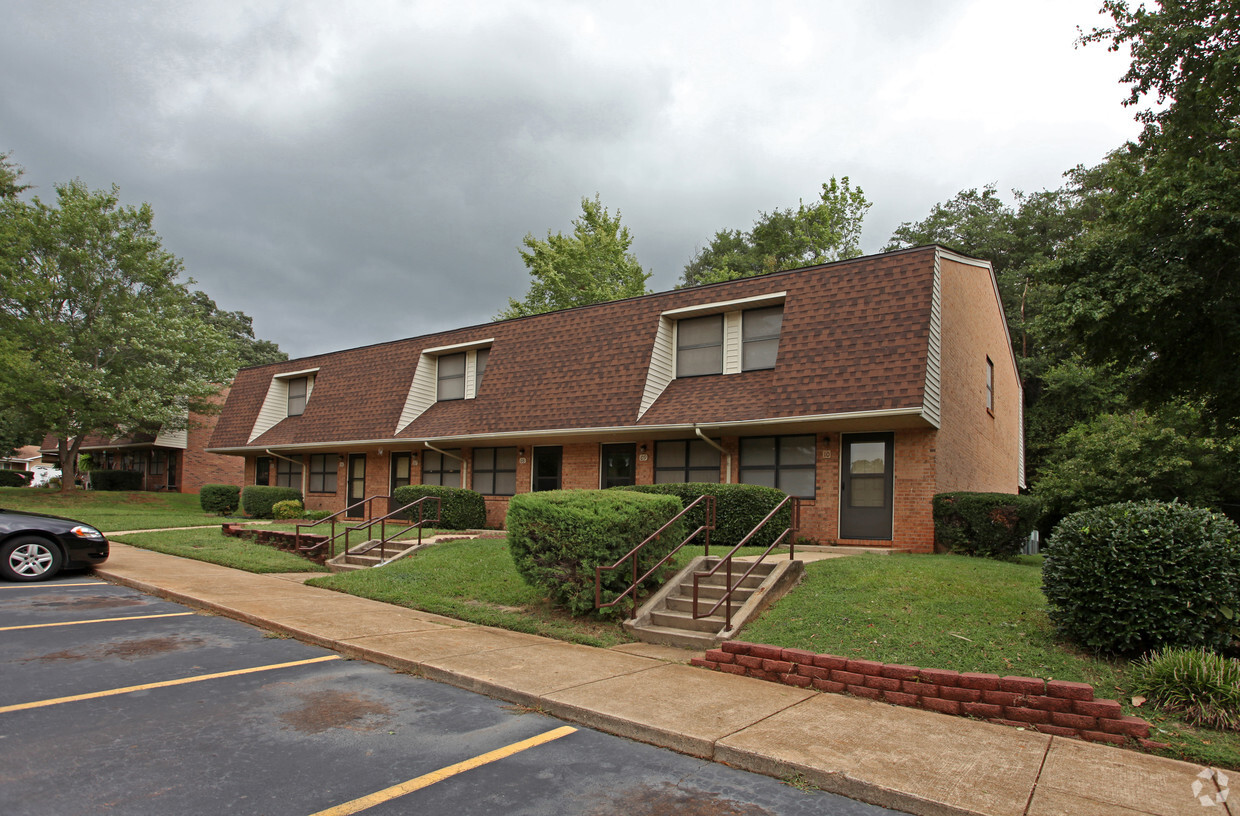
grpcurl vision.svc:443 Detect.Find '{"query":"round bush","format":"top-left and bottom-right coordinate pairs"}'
top-left (1042, 501), bottom-right (1240, 655)
top-left (200, 484), bottom-right (240, 515)
top-left (391, 485), bottom-right (486, 530)
top-left (507, 489), bottom-right (684, 618)
top-left (272, 499), bottom-right (305, 520)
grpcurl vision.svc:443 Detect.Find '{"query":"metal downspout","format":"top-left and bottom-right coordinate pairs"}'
top-left (694, 425), bottom-right (731, 483)
top-left (423, 440), bottom-right (467, 488)
top-left (265, 448), bottom-right (308, 496)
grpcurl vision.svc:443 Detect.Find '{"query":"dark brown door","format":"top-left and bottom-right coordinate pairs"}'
top-left (532, 447), bottom-right (562, 492)
top-left (600, 443), bottom-right (636, 488)
top-left (346, 454), bottom-right (366, 518)
top-left (839, 433), bottom-right (894, 540)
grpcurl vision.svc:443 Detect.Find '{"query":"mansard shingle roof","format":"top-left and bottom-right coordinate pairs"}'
top-left (209, 246), bottom-right (946, 450)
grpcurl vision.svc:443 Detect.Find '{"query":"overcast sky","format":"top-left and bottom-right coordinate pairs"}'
top-left (1, 1), bottom-right (1142, 361)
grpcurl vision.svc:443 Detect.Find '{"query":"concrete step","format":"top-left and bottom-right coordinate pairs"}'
top-left (649, 609), bottom-right (728, 633)
top-left (619, 622), bottom-right (717, 650)
top-left (664, 592), bottom-right (753, 615)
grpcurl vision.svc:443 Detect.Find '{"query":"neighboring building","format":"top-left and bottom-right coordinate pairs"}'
top-left (207, 246), bottom-right (1023, 552)
top-left (1, 445), bottom-right (50, 473)
top-left (42, 387), bottom-right (243, 494)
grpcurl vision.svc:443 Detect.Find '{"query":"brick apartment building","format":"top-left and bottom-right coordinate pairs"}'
top-left (207, 246), bottom-right (1024, 552)
top-left (42, 387), bottom-right (243, 494)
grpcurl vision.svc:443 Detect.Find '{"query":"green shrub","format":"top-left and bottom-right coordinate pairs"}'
top-left (200, 484), bottom-right (240, 514)
top-left (932, 492), bottom-right (1042, 559)
top-left (1043, 501), bottom-right (1240, 655)
top-left (392, 485), bottom-right (486, 530)
top-left (1132, 648), bottom-right (1240, 731)
top-left (241, 485), bottom-right (303, 519)
top-left (304, 509), bottom-right (332, 521)
top-left (611, 483), bottom-right (792, 549)
top-left (272, 499), bottom-right (305, 520)
top-left (507, 489), bottom-right (684, 618)
top-left (90, 469), bottom-right (143, 491)
top-left (0, 470), bottom-right (30, 487)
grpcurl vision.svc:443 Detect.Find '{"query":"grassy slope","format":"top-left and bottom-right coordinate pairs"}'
top-left (0, 487), bottom-right (220, 531)
top-left (110, 528), bottom-right (328, 573)
top-left (742, 553), bottom-right (1240, 770)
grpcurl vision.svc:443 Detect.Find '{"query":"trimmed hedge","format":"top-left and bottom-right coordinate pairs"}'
top-left (272, 499), bottom-right (305, 520)
top-left (507, 489), bottom-right (684, 618)
top-left (0, 470), bottom-right (30, 487)
top-left (932, 492), bottom-right (1042, 559)
top-left (200, 484), bottom-right (240, 514)
top-left (392, 485), bottom-right (486, 530)
top-left (91, 469), bottom-right (143, 491)
top-left (241, 485), bottom-right (303, 519)
top-left (611, 483), bottom-right (792, 549)
top-left (1043, 500), bottom-right (1240, 655)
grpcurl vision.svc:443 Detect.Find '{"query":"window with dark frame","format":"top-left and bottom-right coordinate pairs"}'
top-left (308, 454), bottom-right (338, 493)
top-left (986, 356), bottom-right (995, 413)
top-left (390, 452), bottom-right (412, 492)
top-left (600, 443), bottom-right (637, 489)
top-left (742, 305), bottom-right (783, 371)
top-left (676, 314), bottom-right (724, 377)
top-left (474, 348), bottom-right (489, 393)
top-left (274, 457), bottom-right (303, 488)
top-left (287, 377), bottom-right (308, 416)
top-left (473, 447), bottom-right (516, 495)
top-left (422, 449), bottom-right (461, 487)
top-left (149, 451), bottom-right (166, 476)
top-left (437, 353), bottom-right (466, 401)
top-left (654, 439), bottom-right (721, 484)
top-left (255, 456), bottom-right (271, 486)
top-left (738, 435), bottom-right (816, 498)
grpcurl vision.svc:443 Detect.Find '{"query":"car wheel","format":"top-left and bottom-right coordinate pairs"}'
top-left (1, 537), bottom-right (64, 582)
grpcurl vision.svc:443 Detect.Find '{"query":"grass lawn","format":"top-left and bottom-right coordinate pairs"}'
top-left (111, 528), bottom-right (328, 573)
top-left (0, 487), bottom-right (224, 531)
top-left (741, 553), bottom-right (1240, 771)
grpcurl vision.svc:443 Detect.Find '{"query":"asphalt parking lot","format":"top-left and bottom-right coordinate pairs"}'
top-left (0, 576), bottom-right (906, 816)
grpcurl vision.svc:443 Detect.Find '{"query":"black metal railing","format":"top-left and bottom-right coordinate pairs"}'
top-left (692, 496), bottom-right (798, 630)
top-left (595, 495), bottom-right (716, 619)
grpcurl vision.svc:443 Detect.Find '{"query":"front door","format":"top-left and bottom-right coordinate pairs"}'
top-left (531, 446), bottom-right (562, 492)
top-left (346, 454), bottom-right (366, 518)
top-left (839, 433), bottom-right (894, 540)
top-left (600, 443), bottom-right (636, 488)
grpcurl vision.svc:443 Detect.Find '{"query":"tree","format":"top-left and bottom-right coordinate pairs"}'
top-left (1044, 1), bottom-right (1240, 423)
top-left (0, 178), bottom-right (237, 491)
top-left (188, 291), bottom-right (287, 368)
top-left (680, 177), bottom-right (870, 287)
top-left (0, 151), bottom-right (30, 200)
top-left (496, 195), bottom-right (650, 320)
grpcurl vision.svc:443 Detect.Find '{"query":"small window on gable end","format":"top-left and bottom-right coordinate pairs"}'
top-left (475, 348), bottom-right (489, 393)
top-left (437, 353), bottom-right (466, 401)
top-left (287, 377), bottom-right (308, 416)
top-left (986, 356), bottom-right (995, 414)
top-left (676, 314), bottom-right (724, 377)
top-left (742, 305), bottom-right (783, 371)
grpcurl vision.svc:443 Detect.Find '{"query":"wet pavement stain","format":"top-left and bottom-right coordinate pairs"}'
top-left (580, 783), bottom-right (778, 816)
top-left (23, 636), bottom-right (205, 663)
top-left (278, 690), bottom-right (392, 734)
top-left (27, 595), bottom-right (148, 611)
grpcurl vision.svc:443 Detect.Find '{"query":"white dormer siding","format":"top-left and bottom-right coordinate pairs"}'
top-left (395, 339), bottom-right (494, 434)
top-left (154, 422), bottom-right (189, 450)
top-left (248, 368), bottom-right (319, 443)
top-left (637, 292), bottom-right (786, 420)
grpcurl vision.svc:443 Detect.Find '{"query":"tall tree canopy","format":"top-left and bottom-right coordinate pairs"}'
top-left (680, 177), bottom-right (870, 287)
top-left (189, 290), bottom-right (287, 368)
top-left (496, 195), bottom-right (650, 320)
top-left (0, 177), bottom-right (240, 489)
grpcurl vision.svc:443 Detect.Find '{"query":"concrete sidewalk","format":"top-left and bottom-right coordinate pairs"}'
top-left (95, 542), bottom-right (1226, 816)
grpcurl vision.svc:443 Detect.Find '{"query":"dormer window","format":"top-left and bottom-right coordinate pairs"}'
top-left (676, 314), bottom-right (724, 377)
top-left (437, 353), bottom-right (466, 401)
top-left (742, 306), bottom-right (783, 371)
top-left (287, 377), bottom-right (308, 416)
top-left (475, 348), bottom-right (489, 393)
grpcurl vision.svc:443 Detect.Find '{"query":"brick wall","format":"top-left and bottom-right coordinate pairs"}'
top-left (692, 641), bottom-right (1164, 749)
top-left (934, 257), bottom-right (1024, 494)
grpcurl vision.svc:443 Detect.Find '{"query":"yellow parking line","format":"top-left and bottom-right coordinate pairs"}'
top-left (0, 655), bottom-right (342, 714)
top-left (0, 611), bottom-right (196, 632)
top-left (310, 725), bottom-right (578, 816)
top-left (0, 582), bottom-right (108, 589)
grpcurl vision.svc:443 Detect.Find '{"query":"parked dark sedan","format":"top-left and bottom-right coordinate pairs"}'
top-left (0, 508), bottom-right (109, 581)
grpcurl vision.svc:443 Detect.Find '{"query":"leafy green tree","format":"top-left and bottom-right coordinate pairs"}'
top-left (1044, 1), bottom-right (1240, 423)
top-left (188, 291), bottom-right (287, 368)
top-left (0, 178), bottom-right (237, 491)
top-left (497, 195), bottom-right (650, 320)
top-left (680, 177), bottom-right (870, 287)
top-left (0, 151), bottom-right (30, 200)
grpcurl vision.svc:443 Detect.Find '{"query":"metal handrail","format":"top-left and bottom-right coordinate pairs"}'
top-left (342, 496), bottom-right (442, 564)
top-left (595, 495), bottom-right (716, 618)
top-left (296, 494), bottom-right (391, 559)
top-left (692, 496), bottom-right (799, 630)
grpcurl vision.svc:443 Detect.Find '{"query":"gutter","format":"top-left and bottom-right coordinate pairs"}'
top-left (423, 440), bottom-right (468, 487)
top-left (265, 448), bottom-right (309, 496)
top-left (694, 425), bottom-right (732, 484)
